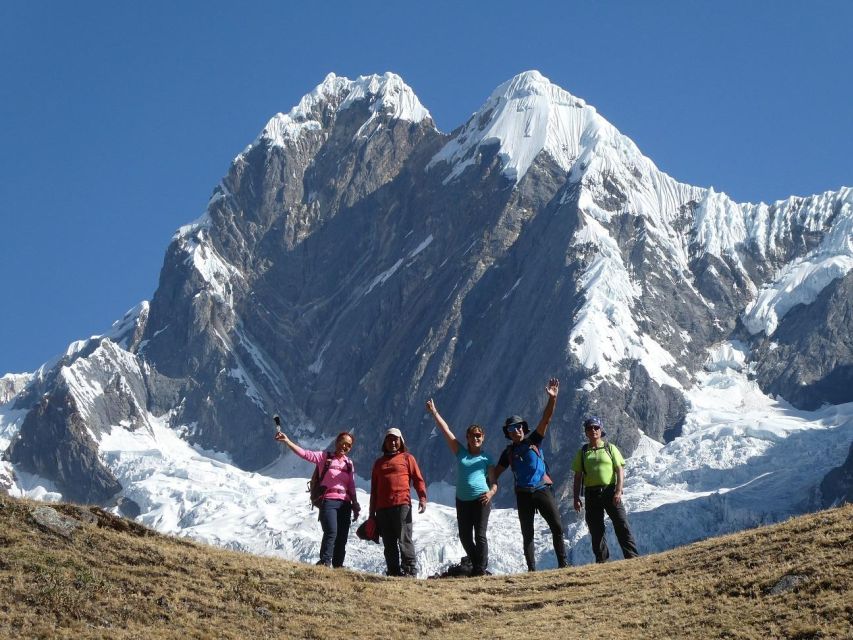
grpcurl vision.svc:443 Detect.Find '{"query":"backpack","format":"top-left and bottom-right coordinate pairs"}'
top-left (505, 440), bottom-right (553, 490)
top-left (308, 453), bottom-right (332, 508)
top-left (578, 442), bottom-right (616, 496)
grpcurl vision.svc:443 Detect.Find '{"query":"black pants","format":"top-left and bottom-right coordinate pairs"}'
top-left (516, 487), bottom-right (567, 571)
top-left (456, 497), bottom-right (490, 574)
top-left (584, 484), bottom-right (639, 563)
top-left (318, 499), bottom-right (352, 567)
top-left (376, 504), bottom-right (416, 576)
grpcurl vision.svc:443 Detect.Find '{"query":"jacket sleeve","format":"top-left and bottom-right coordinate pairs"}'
top-left (369, 460), bottom-right (378, 514)
top-left (347, 459), bottom-right (359, 507)
top-left (407, 454), bottom-right (427, 501)
top-left (293, 446), bottom-right (324, 467)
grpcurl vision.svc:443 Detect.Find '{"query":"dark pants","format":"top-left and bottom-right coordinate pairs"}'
top-left (584, 484), bottom-right (639, 563)
top-left (516, 487), bottom-right (567, 571)
top-left (456, 497), bottom-right (490, 574)
top-left (376, 504), bottom-right (416, 576)
top-left (318, 499), bottom-right (352, 567)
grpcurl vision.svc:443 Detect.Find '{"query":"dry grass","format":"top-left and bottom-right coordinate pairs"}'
top-left (0, 494), bottom-right (851, 639)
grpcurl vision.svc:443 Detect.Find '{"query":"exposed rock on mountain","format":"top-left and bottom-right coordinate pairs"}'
top-left (753, 272), bottom-right (853, 409)
top-left (821, 440), bottom-right (853, 507)
top-left (0, 373), bottom-right (31, 405)
top-left (4, 71), bottom-right (851, 512)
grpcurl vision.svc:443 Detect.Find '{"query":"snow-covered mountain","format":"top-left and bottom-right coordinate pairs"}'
top-left (2, 71), bottom-right (851, 574)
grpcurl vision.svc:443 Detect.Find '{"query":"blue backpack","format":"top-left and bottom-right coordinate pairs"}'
top-left (506, 440), bottom-right (553, 491)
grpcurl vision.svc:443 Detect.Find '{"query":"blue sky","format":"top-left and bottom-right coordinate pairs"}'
top-left (1, 1), bottom-right (851, 375)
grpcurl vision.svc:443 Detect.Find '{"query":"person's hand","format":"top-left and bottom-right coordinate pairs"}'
top-left (479, 488), bottom-right (496, 505)
top-left (274, 431), bottom-right (288, 443)
top-left (426, 398), bottom-right (437, 416)
top-left (573, 496), bottom-right (582, 513)
top-left (545, 378), bottom-right (560, 398)
top-left (613, 490), bottom-right (622, 506)
top-left (418, 498), bottom-right (427, 514)
top-left (352, 505), bottom-right (361, 522)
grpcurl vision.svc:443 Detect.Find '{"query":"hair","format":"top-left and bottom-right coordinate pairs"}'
top-left (466, 424), bottom-right (485, 437)
top-left (336, 432), bottom-right (354, 445)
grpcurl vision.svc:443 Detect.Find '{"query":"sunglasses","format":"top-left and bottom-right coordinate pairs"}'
top-left (585, 425), bottom-right (601, 431)
top-left (468, 432), bottom-right (484, 439)
top-left (506, 424), bottom-right (524, 432)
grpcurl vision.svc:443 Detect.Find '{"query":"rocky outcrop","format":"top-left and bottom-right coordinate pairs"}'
top-left (0, 373), bottom-right (31, 405)
top-left (8, 391), bottom-right (122, 504)
top-left (820, 440), bottom-right (853, 507)
top-left (753, 273), bottom-right (853, 409)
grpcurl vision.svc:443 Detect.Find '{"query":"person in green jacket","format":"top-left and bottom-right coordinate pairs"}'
top-left (572, 416), bottom-right (639, 563)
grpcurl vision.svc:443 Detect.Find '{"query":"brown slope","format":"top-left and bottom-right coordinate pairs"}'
top-left (0, 494), bottom-right (850, 640)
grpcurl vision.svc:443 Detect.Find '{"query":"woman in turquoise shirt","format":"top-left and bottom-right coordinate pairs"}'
top-left (426, 398), bottom-right (497, 576)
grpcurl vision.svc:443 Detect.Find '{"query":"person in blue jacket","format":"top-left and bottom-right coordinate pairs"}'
top-left (493, 378), bottom-right (567, 571)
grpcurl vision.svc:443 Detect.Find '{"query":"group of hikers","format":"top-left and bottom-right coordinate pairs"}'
top-left (274, 377), bottom-right (639, 576)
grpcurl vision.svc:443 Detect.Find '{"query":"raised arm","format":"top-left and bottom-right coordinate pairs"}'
top-left (274, 430), bottom-right (325, 465)
top-left (426, 398), bottom-right (460, 455)
top-left (534, 377), bottom-right (560, 436)
top-left (274, 430), bottom-right (302, 455)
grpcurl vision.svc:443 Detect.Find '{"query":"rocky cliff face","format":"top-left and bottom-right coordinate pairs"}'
top-left (0, 374), bottom-right (31, 405)
top-left (5, 71), bottom-right (852, 510)
top-left (821, 441), bottom-right (853, 507)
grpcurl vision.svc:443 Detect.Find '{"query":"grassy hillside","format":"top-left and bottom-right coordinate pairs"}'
top-left (0, 493), bottom-right (850, 639)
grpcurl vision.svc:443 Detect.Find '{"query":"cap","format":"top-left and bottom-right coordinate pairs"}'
top-left (583, 415), bottom-right (607, 437)
top-left (384, 427), bottom-right (405, 444)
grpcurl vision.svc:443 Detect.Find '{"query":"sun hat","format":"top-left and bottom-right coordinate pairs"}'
top-left (502, 415), bottom-right (529, 439)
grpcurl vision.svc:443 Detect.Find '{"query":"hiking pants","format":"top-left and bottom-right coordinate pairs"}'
top-left (318, 499), bottom-right (352, 567)
top-left (515, 487), bottom-right (567, 571)
top-left (456, 497), bottom-right (491, 574)
top-left (584, 484), bottom-right (639, 563)
top-left (376, 504), bottom-right (416, 576)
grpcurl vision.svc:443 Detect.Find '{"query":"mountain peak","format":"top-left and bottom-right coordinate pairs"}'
top-left (255, 72), bottom-right (432, 149)
top-left (429, 70), bottom-right (618, 183)
top-left (492, 70), bottom-right (587, 109)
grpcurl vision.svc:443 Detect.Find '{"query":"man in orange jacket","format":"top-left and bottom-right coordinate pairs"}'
top-left (370, 427), bottom-right (427, 576)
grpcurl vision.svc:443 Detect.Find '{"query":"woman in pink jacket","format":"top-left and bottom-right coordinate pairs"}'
top-left (275, 430), bottom-right (361, 567)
